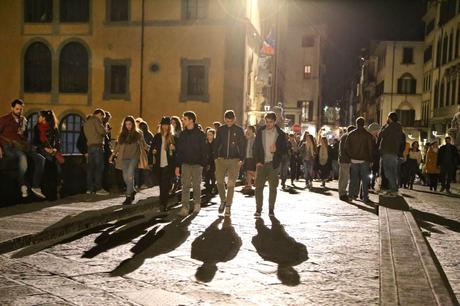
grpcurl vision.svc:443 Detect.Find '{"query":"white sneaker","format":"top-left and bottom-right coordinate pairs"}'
top-left (95, 189), bottom-right (110, 196)
top-left (31, 187), bottom-right (46, 199)
top-left (20, 185), bottom-right (28, 198)
top-left (177, 206), bottom-right (189, 217)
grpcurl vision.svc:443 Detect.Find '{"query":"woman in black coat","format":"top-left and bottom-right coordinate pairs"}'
top-left (149, 117), bottom-right (177, 211)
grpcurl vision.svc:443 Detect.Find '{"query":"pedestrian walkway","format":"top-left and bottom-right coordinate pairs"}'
top-left (0, 182), bottom-right (380, 305)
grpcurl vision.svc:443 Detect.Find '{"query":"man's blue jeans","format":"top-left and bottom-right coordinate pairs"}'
top-left (3, 144), bottom-right (28, 185)
top-left (382, 154), bottom-right (399, 193)
top-left (87, 146), bottom-right (104, 192)
top-left (350, 162), bottom-right (371, 201)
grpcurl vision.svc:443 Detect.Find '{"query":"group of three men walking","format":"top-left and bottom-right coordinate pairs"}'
top-left (176, 110), bottom-right (287, 218)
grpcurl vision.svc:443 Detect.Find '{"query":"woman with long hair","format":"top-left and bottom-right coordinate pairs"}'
top-left (109, 116), bottom-right (149, 205)
top-left (150, 116), bottom-right (177, 211)
top-left (136, 121), bottom-right (155, 188)
top-left (170, 116), bottom-right (182, 137)
top-left (316, 136), bottom-right (332, 188)
top-left (406, 141), bottom-right (422, 190)
top-left (299, 131), bottom-right (317, 189)
top-left (31, 110), bottom-right (61, 199)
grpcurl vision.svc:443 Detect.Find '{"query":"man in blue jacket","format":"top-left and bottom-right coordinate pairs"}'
top-left (175, 111), bottom-right (208, 216)
top-left (253, 112), bottom-right (288, 217)
top-left (213, 110), bottom-right (246, 217)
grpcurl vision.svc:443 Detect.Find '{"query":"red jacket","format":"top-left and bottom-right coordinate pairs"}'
top-left (0, 113), bottom-right (26, 147)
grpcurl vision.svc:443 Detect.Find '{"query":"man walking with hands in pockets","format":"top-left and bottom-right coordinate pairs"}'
top-left (253, 112), bottom-right (287, 218)
top-left (213, 110), bottom-right (246, 217)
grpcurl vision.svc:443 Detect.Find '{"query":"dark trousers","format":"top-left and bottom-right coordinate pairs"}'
top-left (428, 173), bottom-right (439, 191)
top-left (290, 156), bottom-right (298, 181)
top-left (440, 166), bottom-right (454, 191)
top-left (204, 167), bottom-right (216, 193)
top-left (87, 146), bottom-right (104, 192)
top-left (159, 166), bottom-right (172, 205)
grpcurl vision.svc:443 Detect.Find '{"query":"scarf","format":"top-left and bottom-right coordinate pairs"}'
top-left (319, 145), bottom-right (328, 166)
top-left (38, 122), bottom-right (50, 144)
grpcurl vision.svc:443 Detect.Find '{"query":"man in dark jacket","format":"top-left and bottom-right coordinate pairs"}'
top-left (378, 112), bottom-right (403, 196)
top-left (213, 110), bottom-right (246, 216)
top-left (345, 117), bottom-right (374, 203)
top-left (338, 125), bottom-right (355, 201)
top-left (175, 111), bottom-right (207, 216)
top-left (254, 112), bottom-right (288, 217)
top-left (437, 136), bottom-right (459, 193)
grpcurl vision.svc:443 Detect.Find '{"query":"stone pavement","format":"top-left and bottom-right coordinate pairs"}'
top-left (400, 184), bottom-right (460, 300)
top-left (0, 181), bottom-right (380, 305)
top-left (0, 188), bottom-right (165, 253)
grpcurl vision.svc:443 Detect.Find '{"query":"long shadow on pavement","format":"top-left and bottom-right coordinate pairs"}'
top-left (110, 213), bottom-right (197, 277)
top-left (11, 215), bottom-right (145, 258)
top-left (81, 214), bottom-right (169, 259)
top-left (191, 216), bottom-right (242, 282)
top-left (412, 209), bottom-right (460, 234)
top-left (408, 189), bottom-right (460, 199)
top-left (252, 216), bottom-right (308, 286)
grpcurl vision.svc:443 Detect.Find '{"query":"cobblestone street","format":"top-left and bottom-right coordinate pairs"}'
top-left (0, 182), bottom-right (380, 305)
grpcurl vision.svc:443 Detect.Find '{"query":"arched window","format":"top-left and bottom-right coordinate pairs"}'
top-left (26, 112), bottom-right (39, 142)
top-left (59, 113), bottom-right (84, 154)
top-left (24, 42), bottom-right (52, 92)
top-left (59, 42), bottom-right (89, 93)
top-left (397, 73), bottom-right (416, 95)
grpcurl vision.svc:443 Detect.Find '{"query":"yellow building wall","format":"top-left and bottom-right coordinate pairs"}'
top-left (0, 0), bottom-right (243, 135)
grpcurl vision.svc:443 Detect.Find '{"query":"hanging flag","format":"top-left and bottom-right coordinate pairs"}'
top-left (260, 30), bottom-right (275, 56)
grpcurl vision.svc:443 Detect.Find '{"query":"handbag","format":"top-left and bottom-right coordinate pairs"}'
top-left (54, 151), bottom-right (65, 164)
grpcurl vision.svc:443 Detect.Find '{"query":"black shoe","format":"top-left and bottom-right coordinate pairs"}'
top-left (339, 195), bottom-right (349, 201)
top-left (122, 196), bottom-right (132, 205)
top-left (440, 187), bottom-right (445, 192)
top-left (218, 202), bottom-right (226, 214)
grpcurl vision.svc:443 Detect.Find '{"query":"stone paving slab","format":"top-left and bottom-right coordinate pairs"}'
top-left (379, 195), bottom-right (458, 306)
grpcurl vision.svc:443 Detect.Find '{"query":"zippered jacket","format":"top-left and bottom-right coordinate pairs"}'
top-left (176, 125), bottom-right (207, 167)
top-left (213, 124), bottom-right (246, 161)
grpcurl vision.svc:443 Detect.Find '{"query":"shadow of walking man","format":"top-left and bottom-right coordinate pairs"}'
top-left (191, 216), bottom-right (242, 282)
top-left (110, 213), bottom-right (196, 277)
top-left (252, 216), bottom-right (308, 286)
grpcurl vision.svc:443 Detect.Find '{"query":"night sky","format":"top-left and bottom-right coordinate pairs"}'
top-left (292, 0), bottom-right (427, 106)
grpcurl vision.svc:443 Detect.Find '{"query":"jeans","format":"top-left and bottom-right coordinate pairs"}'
top-left (31, 151), bottom-right (53, 188)
top-left (382, 154), bottom-right (398, 193)
top-left (440, 165), bottom-right (454, 191)
top-left (303, 159), bottom-right (314, 183)
top-left (331, 160), bottom-right (339, 179)
top-left (181, 164), bottom-right (203, 208)
top-left (215, 158), bottom-right (240, 206)
top-left (280, 154), bottom-right (290, 183)
top-left (3, 144), bottom-right (28, 185)
top-left (338, 163), bottom-right (350, 196)
top-left (122, 159), bottom-right (138, 196)
top-left (255, 163), bottom-right (279, 212)
top-left (350, 162), bottom-right (370, 201)
top-left (87, 146), bottom-right (104, 192)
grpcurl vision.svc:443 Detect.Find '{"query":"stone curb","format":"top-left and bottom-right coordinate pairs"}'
top-left (0, 192), bottom-right (182, 255)
top-left (379, 195), bottom-right (459, 306)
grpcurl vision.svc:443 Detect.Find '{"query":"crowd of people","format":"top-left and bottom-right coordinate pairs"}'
top-left (0, 99), bottom-right (459, 217)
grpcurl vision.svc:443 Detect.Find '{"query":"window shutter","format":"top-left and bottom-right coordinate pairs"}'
top-left (410, 79), bottom-right (417, 94)
top-left (397, 79), bottom-right (402, 94)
